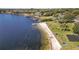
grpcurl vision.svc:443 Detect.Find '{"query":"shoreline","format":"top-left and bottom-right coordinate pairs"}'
top-left (37, 22), bottom-right (62, 50)
top-left (35, 23), bottom-right (51, 50)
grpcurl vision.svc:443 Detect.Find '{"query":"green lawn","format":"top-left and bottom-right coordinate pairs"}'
top-left (46, 21), bottom-right (79, 50)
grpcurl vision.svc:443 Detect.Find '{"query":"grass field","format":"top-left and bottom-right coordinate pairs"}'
top-left (46, 21), bottom-right (79, 50)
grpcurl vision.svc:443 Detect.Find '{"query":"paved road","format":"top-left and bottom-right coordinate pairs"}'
top-left (37, 22), bottom-right (62, 50)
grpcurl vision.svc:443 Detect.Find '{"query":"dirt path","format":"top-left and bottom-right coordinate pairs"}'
top-left (37, 22), bottom-right (62, 50)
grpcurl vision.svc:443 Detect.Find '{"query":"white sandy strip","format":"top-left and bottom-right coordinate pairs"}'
top-left (37, 22), bottom-right (62, 50)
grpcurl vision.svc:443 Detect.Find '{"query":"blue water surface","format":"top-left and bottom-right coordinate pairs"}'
top-left (0, 14), bottom-right (41, 50)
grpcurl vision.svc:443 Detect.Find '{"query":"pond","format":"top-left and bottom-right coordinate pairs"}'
top-left (67, 35), bottom-right (79, 42)
top-left (0, 14), bottom-right (41, 50)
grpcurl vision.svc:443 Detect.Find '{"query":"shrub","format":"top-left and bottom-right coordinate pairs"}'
top-left (41, 19), bottom-right (53, 22)
top-left (73, 23), bottom-right (79, 34)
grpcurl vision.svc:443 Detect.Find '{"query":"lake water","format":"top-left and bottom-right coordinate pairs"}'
top-left (0, 14), bottom-right (41, 50)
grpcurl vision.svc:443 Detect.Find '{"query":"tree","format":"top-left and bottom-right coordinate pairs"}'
top-left (72, 10), bottom-right (79, 16)
top-left (59, 12), bottom-right (75, 23)
top-left (63, 14), bottom-right (75, 22)
top-left (60, 23), bottom-right (70, 31)
top-left (73, 23), bottom-right (79, 34)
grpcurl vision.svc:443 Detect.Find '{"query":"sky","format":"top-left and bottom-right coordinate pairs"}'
top-left (0, 0), bottom-right (79, 8)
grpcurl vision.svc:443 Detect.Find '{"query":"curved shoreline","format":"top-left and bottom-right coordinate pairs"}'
top-left (36, 22), bottom-right (62, 50)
